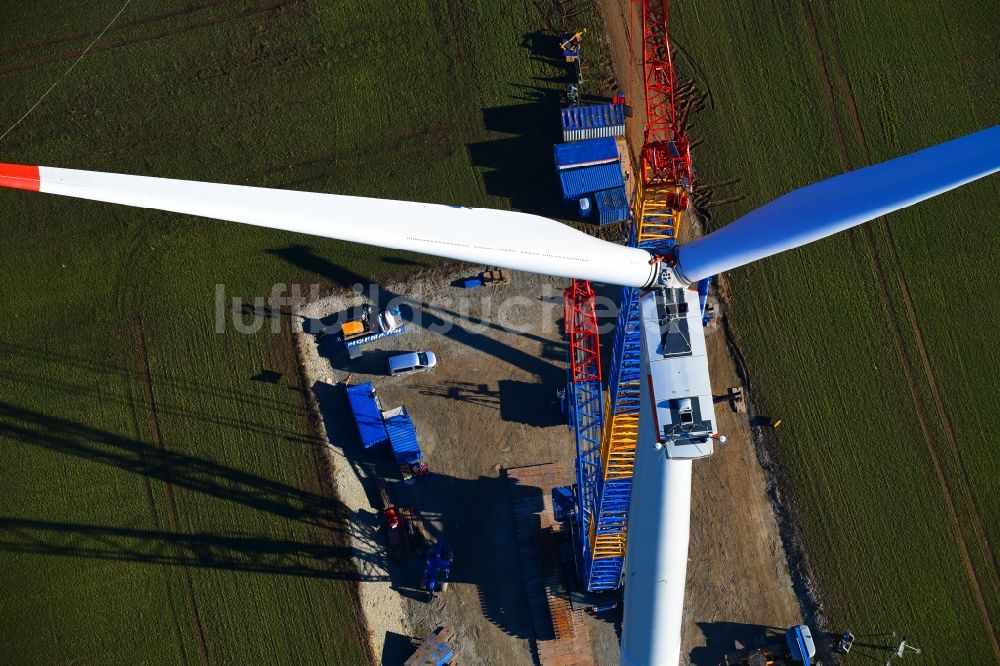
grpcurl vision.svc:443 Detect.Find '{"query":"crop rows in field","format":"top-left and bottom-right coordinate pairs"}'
top-left (671, 1), bottom-right (1000, 663)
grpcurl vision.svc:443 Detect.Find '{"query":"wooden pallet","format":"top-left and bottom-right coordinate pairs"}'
top-left (398, 505), bottom-right (427, 556)
top-left (405, 627), bottom-right (456, 666)
top-left (479, 267), bottom-right (510, 286)
top-left (506, 464), bottom-right (595, 666)
top-left (728, 386), bottom-right (747, 414)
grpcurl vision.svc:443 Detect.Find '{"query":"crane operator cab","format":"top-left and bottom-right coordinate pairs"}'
top-left (641, 287), bottom-right (716, 460)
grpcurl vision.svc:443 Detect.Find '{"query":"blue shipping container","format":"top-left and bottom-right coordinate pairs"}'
top-left (346, 383), bottom-right (389, 448)
top-left (559, 162), bottom-right (625, 200)
top-left (553, 137), bottom-right (619, 170)
top-left (385, 407), bottom-right (422, 465)
top-left (593, 187), bottom-right (630, 225)
top-left (561, 104), bottom-right (626, 141)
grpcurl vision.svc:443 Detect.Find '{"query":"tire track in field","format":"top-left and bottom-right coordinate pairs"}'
top-left (114, 238), bottom-right (190, 666)
top-left (0, 0), bottom-right (302, 77)
top-left (815, 0), bottom-right (1000, 611)
top-left (0, 0), bottom-right (237, 58)
top-left (132, 315), bottom-right (211, 666)
top-left (799, 2), bottom-right (1000, 659)
top-left (122, 359), bottom-right (190, 666)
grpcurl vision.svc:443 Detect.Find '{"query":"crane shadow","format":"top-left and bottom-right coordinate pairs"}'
top-left (0, 399), bottom-right (391, 581)
top-left (499, 380), bottom-right (564, 427)
top-left (466, 92), bottom-right (567, 219)
top-left (0, 515), bottom-right (379, 580)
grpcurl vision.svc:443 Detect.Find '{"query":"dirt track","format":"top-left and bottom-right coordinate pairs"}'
top-left (130, 314), bottom-right (210, 665)
top-left (122, 318), bottom-right (190, 664)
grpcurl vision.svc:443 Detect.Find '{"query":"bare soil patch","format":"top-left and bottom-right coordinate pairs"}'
top-left (292, 259), bottom-right (807, 664)
top-left (295, 269), bottom-right (577, 665)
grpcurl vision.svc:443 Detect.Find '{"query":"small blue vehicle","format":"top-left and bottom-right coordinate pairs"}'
top-left (421, 540), bottom-right (453, 599)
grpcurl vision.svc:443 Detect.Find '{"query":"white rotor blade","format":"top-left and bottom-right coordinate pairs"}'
top-left (0, 163), bottom-right (657, 288)
top-left (621, 447), bottom-right (693, 666)
top-left (675, 125), bottom-right (1000, 283)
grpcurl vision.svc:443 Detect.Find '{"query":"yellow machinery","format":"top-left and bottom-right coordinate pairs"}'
top-left (560, 29), bottom-right (586, 62)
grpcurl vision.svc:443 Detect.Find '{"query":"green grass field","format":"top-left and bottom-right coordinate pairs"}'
top-left (7, 1), bottom-right (995, 663)
top-left (671, 1), bottom-right (999, 662)
top-left (0, 1), bottom-right (592, 663)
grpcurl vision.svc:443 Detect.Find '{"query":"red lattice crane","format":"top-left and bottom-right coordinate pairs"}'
top-left (636, 0), bottom-right (691, 196)
top-left (564, 279), bottom-right (602, 383)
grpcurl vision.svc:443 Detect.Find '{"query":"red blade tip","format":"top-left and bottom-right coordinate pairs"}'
top-left (0, 163), bottom-right (40, 192)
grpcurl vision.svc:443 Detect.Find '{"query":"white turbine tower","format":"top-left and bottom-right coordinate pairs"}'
top-left (2, 124), bottom-right (999, 666)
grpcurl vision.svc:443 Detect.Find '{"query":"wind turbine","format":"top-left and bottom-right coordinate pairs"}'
top-left (2, 124), bottom-right (998, 666)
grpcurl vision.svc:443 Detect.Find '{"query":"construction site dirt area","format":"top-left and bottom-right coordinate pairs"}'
top-left (294, 267), bottom-right (801, 665)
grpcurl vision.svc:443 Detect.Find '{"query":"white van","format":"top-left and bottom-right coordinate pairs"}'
top-left (387, 351), bottom-right (437, 376)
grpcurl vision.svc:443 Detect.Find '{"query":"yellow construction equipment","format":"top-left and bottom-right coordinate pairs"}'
top-left (560, 29), bottom-right (586, 62)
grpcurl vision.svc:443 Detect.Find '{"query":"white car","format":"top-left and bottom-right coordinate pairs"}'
top-left (387, 351), bottom-right (437, 376)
